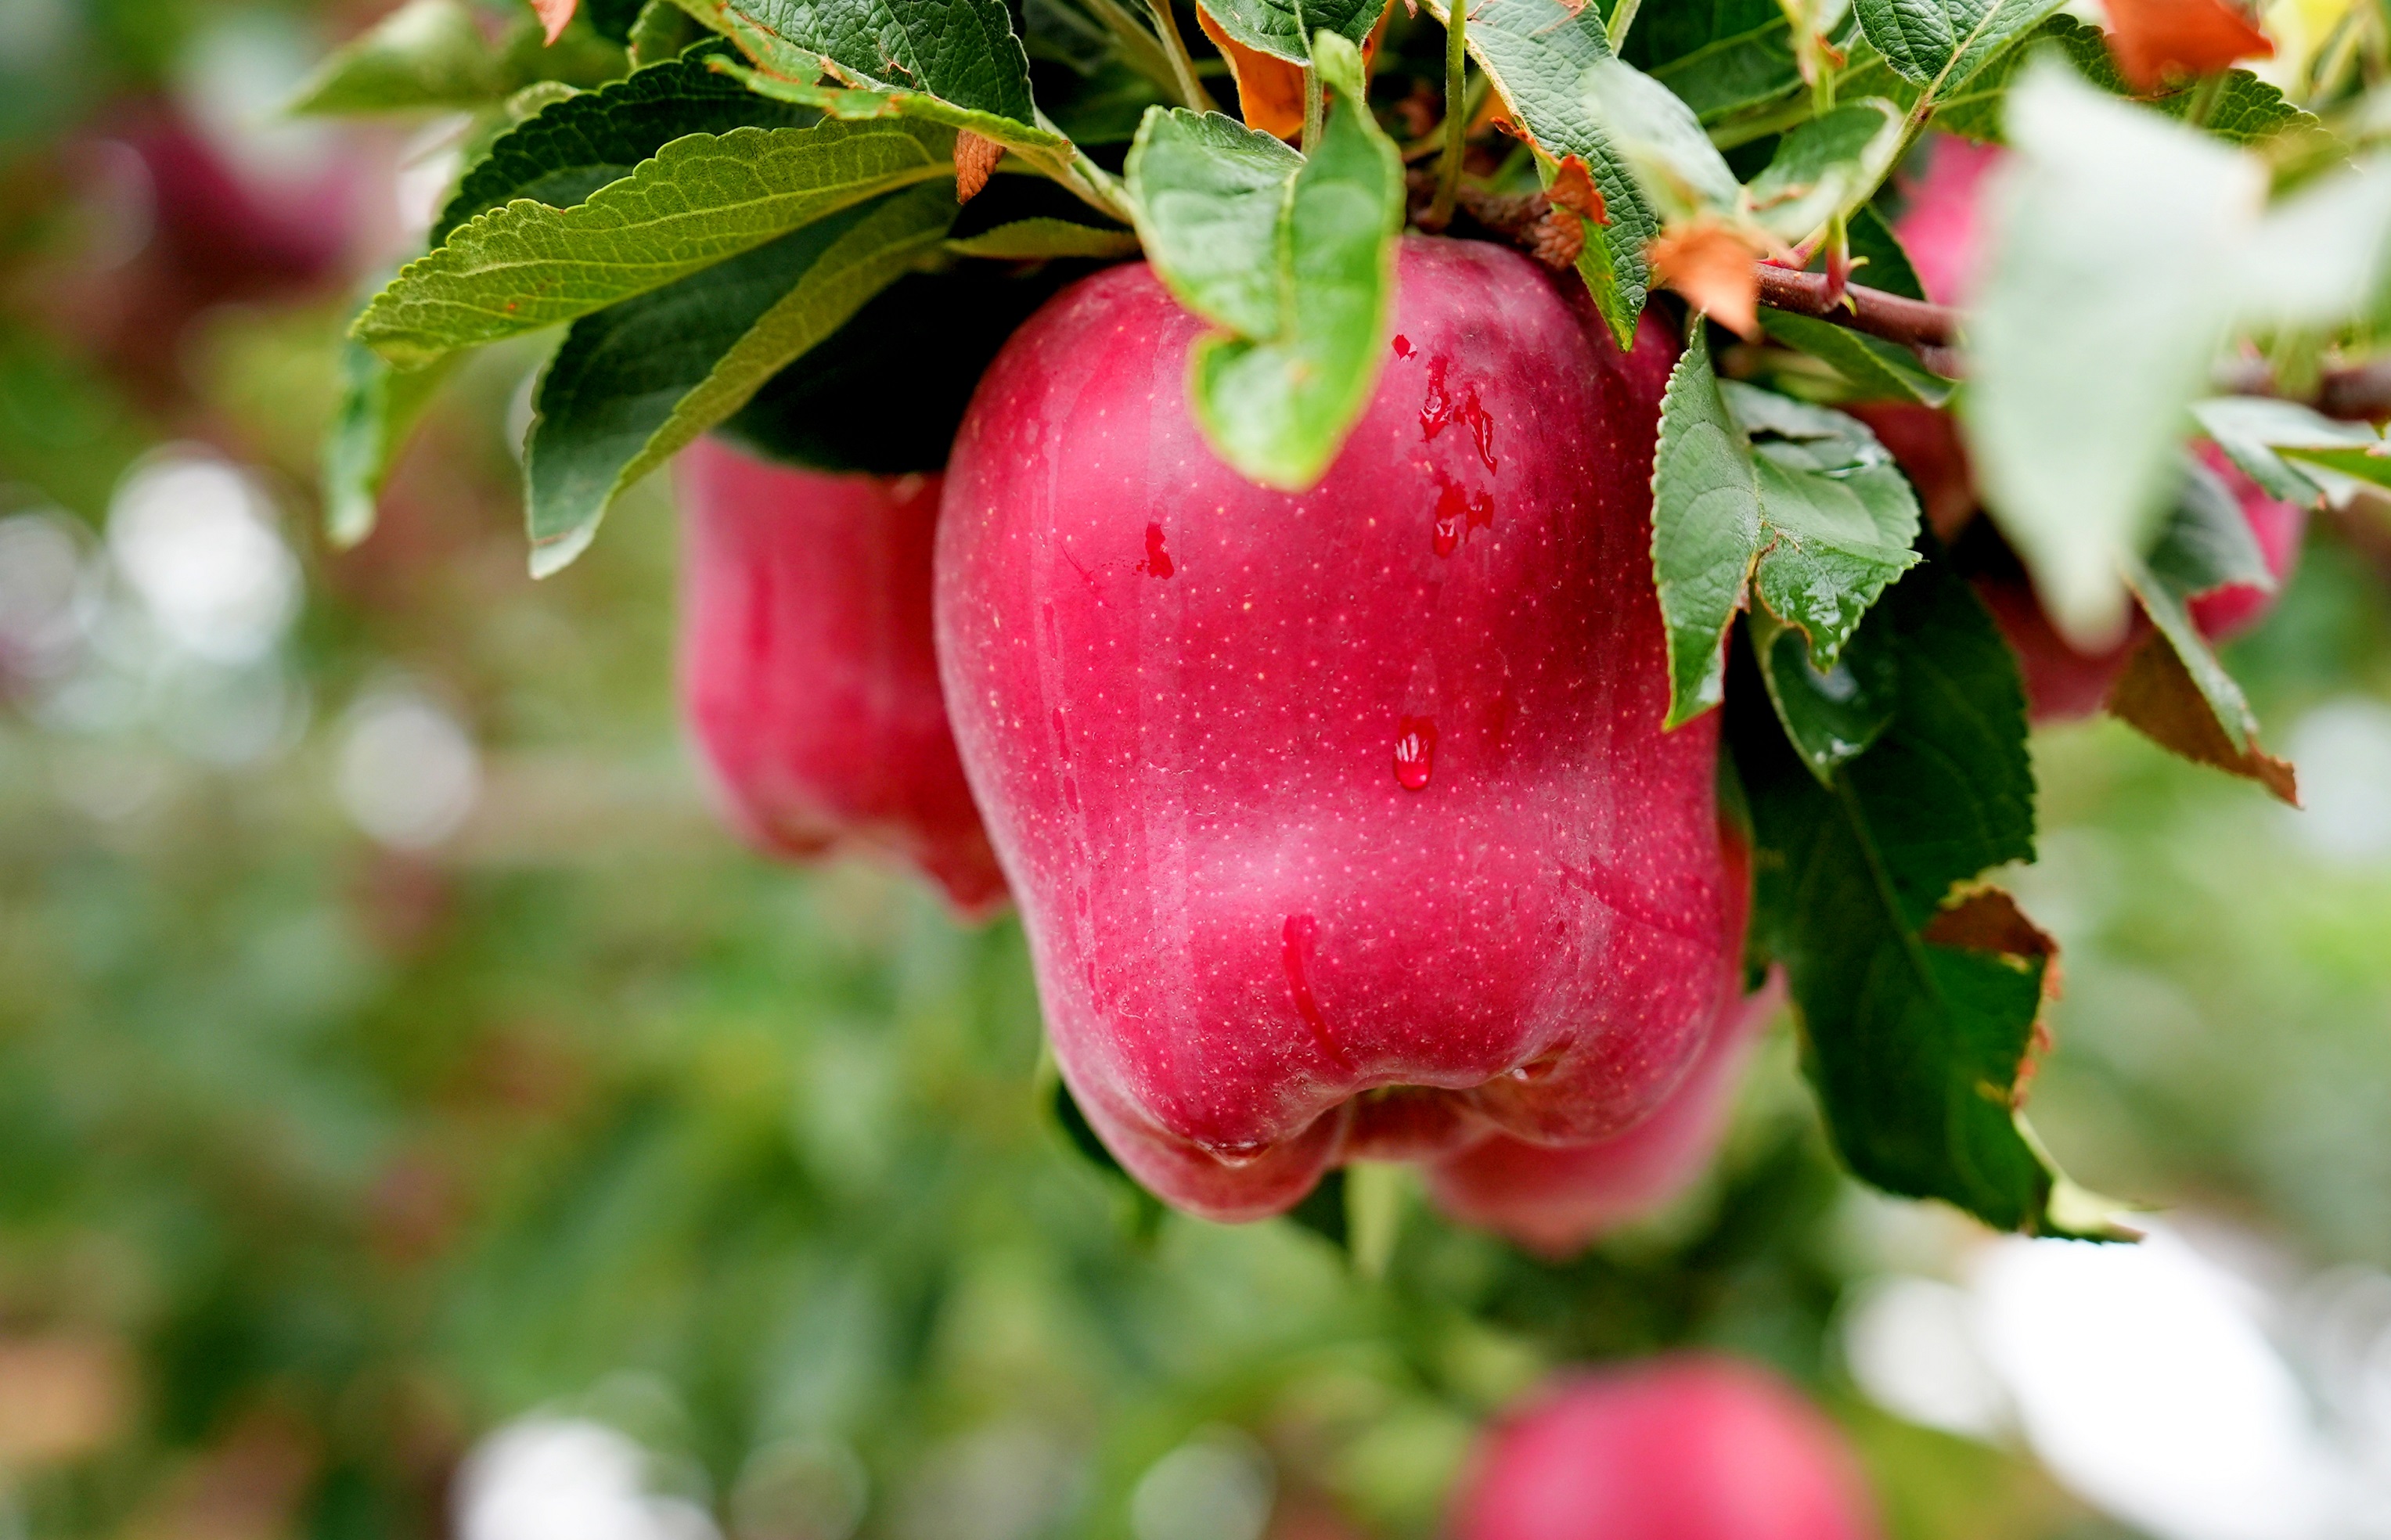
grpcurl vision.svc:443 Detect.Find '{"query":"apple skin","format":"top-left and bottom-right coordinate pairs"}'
top-left (1426, 952), bottom-right (1778, 1259)
top-left (1453, 1355), bottom-right (1881, 1540)
top-left (934, 237), bottom-right (1744, 1221)
top-left (677, 437), bottom-right (1006, 916)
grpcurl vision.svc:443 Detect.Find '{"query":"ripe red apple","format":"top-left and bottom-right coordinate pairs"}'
top-left (1426, 955), bottom-right (1778, 1258)
top-left (677, 437), bottom-right (1006, 916)
top-left (1453, 1355), bottom-right (1881, 1540)
top-left (934, 237), bottom-right (1745, 1221)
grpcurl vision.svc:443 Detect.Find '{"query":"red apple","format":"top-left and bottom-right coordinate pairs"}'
top-left (934, 237), bottom-right (1744, 1221)
top-left (1425, 954), bottom-right (1778, 1258)
top-left (677, 437), bottom-right (1006, 916)
top-left (1453, 1356), bottom-right (1881, 1540)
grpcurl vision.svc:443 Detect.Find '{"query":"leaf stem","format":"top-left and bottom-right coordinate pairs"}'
top-left (1604, 0), bottom-right (1641, 51)
top-left (1428, 0), bottom-right (1467, 226)
top-left (1143, 0), bottom-right (1219, 112)
top-left (2182, 70), bottom-right (2227, 128)
top-left (1302, 62), bottom-right (1324, 154)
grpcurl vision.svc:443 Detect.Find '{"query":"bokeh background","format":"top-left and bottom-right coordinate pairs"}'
top-left (6, 3), bottom-right (2391, 1538)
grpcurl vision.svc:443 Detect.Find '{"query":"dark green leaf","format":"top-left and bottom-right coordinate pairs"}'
top-left (1845, 203), bottom-right (1925, 299)
top-left (434, 44), bottom-right (814, 247)
top-left (1648, 13), bottom-right (1810, 124)
top-left (1750, 606), bottom-right (1899, 779)
top-left (1417, 0), bottom-right (1655, 345)
top-left (524, 183), bottom-right (954, 574)
top-left (628, 0), bottom-right (708, 63)
top-left (1926, 15), bottom-right (2319, 145)
top-left (324, 340), bottom-right (456, 547)
top-left (1850, 0), bottom-right (2066, 95)
top-left (1757, 308), bottom-right (1953, 405)
top-left (1734, 560), bottom-right (2113, 1236)
top-left (1197, 0), bottom-right (1388, 64)
top-left (356, 118), bottom-right (956, 367)
top-left (1049, 1080), bottom-right (1168, 1241)
top-left (671, 0), bottom-right (1053, 142)
top-left (1168, 34), bottom-right (1404, 489)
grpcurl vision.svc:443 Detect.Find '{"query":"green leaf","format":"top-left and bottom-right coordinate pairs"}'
top-left (286, 0), bottom-right (505, 114)
top-left (944, 218), bottom-right (1140, 257)
top-left (1416, 0), bottom-right (1655, 346)
top-left (2239, 156), bottom-right (2391, 330)
top-left (355, 117), bottom-right (956, 368)
top-left (1583, 57), bottom-right (1741, 218)
top-left (1850, 0), bottom-right (2066, 95)
top-left (1647, 13), bottom-right (1811, 124)
top-left (1650, 336), bottom-right (1921, 726)
top-left (1926, 16), bottom-right (2318, 146)
top-left (1125, 108), bottom-right (1304, 338)
top-left (1196, 0), bottom-right (1388, 64)
top-left (1050, 1079), bottom-right (1168, 1242)
top-left (629, 0), bottom-right (708, 63)
top-left (1178, 32), bottom-right (1404, 490)
top-left (1734, 558), bottom-right (2111, 1236)
top-left (669, 0), bottom-right (1053, 142)
top-left (1965, 54), bottom-right (2260, 647)
top-left (1745, 98), bottom-right (1904, 244)
top-left (323, 340), bottom-right (457, 548)
top-left (1040, 58), bottom-right (1172, 145)
top-left (434, 44), bottom-right (814, 247)
top-left (524, 182), bottom-right (955, 575)
top-left (2190, 395), bottom-right (2375, 505)
top-left (1757, 309), bottom-right (1953, 405)
top-left (1750, 605), bottom-right (1899, 779)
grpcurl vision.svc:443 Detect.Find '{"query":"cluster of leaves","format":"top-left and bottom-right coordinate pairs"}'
top-left (301, 0), bottom-right (2391, 1240)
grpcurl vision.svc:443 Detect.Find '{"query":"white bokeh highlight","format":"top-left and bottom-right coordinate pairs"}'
top-left (457, 1419), bottom-right (721, 1540)
top-left (336, 689), bottom-right (481, 849)
top-left (1129, 1428), bottom-right (1273, 1540)
top-left (108, 451), bottom-right (301, 665)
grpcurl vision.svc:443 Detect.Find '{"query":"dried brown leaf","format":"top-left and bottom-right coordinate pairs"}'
top-left (2105, 635), bottom-right (2299, 804)
top-left (954, 130), bottom-right (1005, 203)
top-left (531, 0), bottom-right (578, 45)
top-left (1547, 153), bottom-right (1607, 226)
top-left (1648, 224), bottom-right (1763, 337)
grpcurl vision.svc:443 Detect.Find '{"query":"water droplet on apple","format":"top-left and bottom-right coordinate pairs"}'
top-left (1391, 333), bottom-right (1414, 358)
top-left (1392, 716), bottom-right (1437, 790)
top-left (1420, 357), bottom-right (1454, 441)
top-left (1140, 522), bottom-right (1175, 578)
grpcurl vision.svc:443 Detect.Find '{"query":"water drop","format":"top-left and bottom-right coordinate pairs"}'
top-left (1460, 389), bottom-right (1497, 472)
top-left (1392, 716), bottom-right (1437, 790)
top-left (1419, 358), bottom-right (1454, 441)
top-left (1140, 522), bottom-right (1175, 578)
top-left (1391, 333), bottom-right (1414, 358)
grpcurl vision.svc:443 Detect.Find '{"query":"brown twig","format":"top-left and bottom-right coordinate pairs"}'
top-left (1752, 264), bottom-right (1960, 351)
top-left (2214, 358), bottom-right (2391, 423)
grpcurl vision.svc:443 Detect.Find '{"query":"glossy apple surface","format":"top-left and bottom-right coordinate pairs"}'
top-left (934, 237), bottom-right (1742, 1220)
top-left (1427, 953), bottom-right (1777, 1258)
top-left (678, 437), bottom-right (1006, 916)
top-left (1453, 1356), bottom-right (1881, 1540)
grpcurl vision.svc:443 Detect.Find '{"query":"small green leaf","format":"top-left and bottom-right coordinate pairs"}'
top-left (1197, 0), bottom-right (1388, 64)
top-left (1126, 108), bottom-right (1304, 337)
top-left (434, 44), bottom-right (812, 247)
top-left (524, 183), bottom-right (954, 574)
top-left (1733, 557), bottom-right (2109, 1236)
top-left (1050, 1078), bottom-right (1168, 1243)
top-left (323, 340), bottom-right (456, 547)
top-left (944, 218), bottom-right (1140, 257)
top-left (1181, 31), bottom-right (1403, 490)
top-left (1966, 54), bottom-right (2260, 647)
top-left (1651, 336), bottom-right (1921, 726)
top-left (2190, 396), bottom-right (2374, 505)
top-left (1745, 98), bottom-right (1904, 244)
top-left (1416, 0), bottom-right (1655, 346)
top-left (628, 0), bottom-right (707, 63)
top-left (671, 0), bottom-right (1052, 141)
top-left (355, 117), bottom-right (956, 367)
top-left (1850, 0), bottom-right (2066, 96)
top-left (1757, 309), bottom-right (1953, 405)
top-left (1647, 12), bottom-right (1813, 124)
top-left (1845, 203), bottom-right (1925, 300)
top-left (1922, 15), bottom-right (2319, 146)
top-left (287, 0), bottom-right (504, 114)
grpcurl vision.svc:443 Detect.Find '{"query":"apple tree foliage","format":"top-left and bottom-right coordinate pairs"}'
top-left (299, 0), bottom-right (2391, 1241)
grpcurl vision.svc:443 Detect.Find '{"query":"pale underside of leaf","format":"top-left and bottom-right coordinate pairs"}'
top-left (1125, 108), bottom-right (1304, 337)
top-left (355, 119), bottom-right (957, 367)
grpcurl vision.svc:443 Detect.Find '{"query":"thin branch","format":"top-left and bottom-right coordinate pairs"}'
top-left (1752, 264), bottom-right (1961, 349)
top-left (1142, 0), bottom-right (1217, 112)
top-left (1302, 63), bottom-right (1323, 154)
top-left (2214, 358), bottom-right (2391, 422)
top-left (1428, 0), bottom-right (1467, 227)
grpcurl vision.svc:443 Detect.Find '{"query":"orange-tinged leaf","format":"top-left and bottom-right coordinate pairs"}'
top-left (1547, 153), bottom-right (1606, 227)
top-left (1197, 6), bottom-right (1307, 139)
top-left (531, 0), bottom-right (577, 45)
top-left (954, 131), bottom-right (1004, 203)
top-left (2105, 635), bottom-right (2299, 803)
top-left (2105, 0), bottom-right (2273, 90)
top-left (1649, 225), bottom-right (1763, 337)
top-left (1922, 887), bottom-right (2056, 962)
